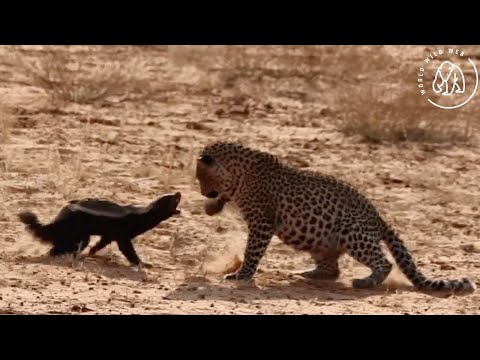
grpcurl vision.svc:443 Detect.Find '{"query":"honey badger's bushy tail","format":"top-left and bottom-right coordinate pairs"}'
top-left (382, 224), bottom-right (476, 294)
top-left (18, 211), bottom-right (56, 244)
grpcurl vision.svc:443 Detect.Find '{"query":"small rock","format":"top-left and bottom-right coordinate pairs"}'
top-left (461, 243), bottom-right (480, 253)
top-left (71, 304), bottom-right (93, 313)
top-left (319, 107), bottom-right (335, 117)
top-left (451, 222), bottom-right (468, 229)
top-left (214, 108), bottom-right (226, 117)
top-left (440, 264), bottom-right (456, 270)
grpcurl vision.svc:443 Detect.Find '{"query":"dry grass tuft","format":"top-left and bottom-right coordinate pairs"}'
top-left (6, 46), bottom-right (155, 107)
top-left (339, 84), bottom-right (472, 144)
top-left (0, 184), bottom-right (7, 221)
top-left (0, 105), bottom-right (14, 144)
top-left (169, 45), bottom-right (477, 144)
top-left (337, 47), bottom-right (474, 144)
top-left (49, 148), bottom-right (86, 200)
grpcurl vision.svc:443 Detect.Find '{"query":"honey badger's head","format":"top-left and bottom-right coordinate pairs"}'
top-left (151, 192), bottom-right (182, 217)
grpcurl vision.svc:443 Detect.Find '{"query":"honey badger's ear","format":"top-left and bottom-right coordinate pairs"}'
top-left (197, 154), bottom-right (216, 166)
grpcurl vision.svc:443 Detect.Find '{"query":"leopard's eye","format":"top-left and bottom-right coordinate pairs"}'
top-left (198, 154), bottom-right (215, 166)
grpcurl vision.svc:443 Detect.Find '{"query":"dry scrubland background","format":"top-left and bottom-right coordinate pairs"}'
top-left (0, 45), bottom-right (479, 314)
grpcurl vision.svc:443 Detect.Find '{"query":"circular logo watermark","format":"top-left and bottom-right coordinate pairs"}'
top-left (417, 47), bottom-right (478, 110)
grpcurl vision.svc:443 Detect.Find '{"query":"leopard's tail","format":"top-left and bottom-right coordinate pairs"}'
top-left (18, 211), bottom-right (56, 244)
top-left (382, 223), bottom-right (476, 294)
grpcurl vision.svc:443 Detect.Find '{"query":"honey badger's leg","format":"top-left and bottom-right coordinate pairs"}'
top-left (76, 235), bottom-right (91, 256)
top-left (49, 247), bottom-right (73, 257)
top-left (49, 234), bottom-right (90, 258)
top-left (116, 239), bottom-right (152, 268)
top-left (88, 236), bottom-right (113, 256)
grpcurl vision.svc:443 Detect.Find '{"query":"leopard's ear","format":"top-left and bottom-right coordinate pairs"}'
top-left (197, 154), bottom-right (216, 166)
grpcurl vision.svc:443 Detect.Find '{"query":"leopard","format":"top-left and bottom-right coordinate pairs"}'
top-left (195, 141), bottom-right (476, 294)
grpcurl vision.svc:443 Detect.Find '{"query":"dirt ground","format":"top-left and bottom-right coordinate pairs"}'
top-left (0, 45), bottom-right (479, 314)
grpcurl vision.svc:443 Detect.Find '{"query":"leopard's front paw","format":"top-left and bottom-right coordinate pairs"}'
top-left (224, 271), bottom-right (253, 281)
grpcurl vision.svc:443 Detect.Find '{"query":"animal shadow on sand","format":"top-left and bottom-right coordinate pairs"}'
top-left (17, 254), bottom-right (150, 282)
top-left (166, 272), bottom-right (459, 303)
top-left (167, 274), bottom-right (468, 302)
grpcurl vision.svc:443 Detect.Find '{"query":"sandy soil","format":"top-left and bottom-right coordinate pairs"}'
top-left (0, 45), bottom-right (479, 314)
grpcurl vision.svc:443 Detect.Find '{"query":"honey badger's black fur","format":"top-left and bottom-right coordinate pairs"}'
top-left (18, 193), bottom-right (181, 267)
